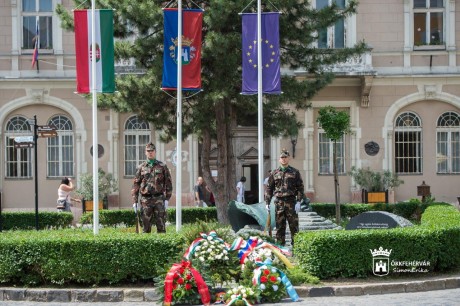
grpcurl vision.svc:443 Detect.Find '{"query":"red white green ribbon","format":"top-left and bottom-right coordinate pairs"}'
top-left (163, 260), bottom-right (211, 306)
top-left (183, 230), bottom-right (229, 260)
top-left (226, 295), bottom-right (253, 306)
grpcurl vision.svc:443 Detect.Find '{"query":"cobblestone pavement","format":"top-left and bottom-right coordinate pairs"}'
top-left (0, 288), bottom-right (459, 306)
top-left (1, 273), bottom-right (459, 305)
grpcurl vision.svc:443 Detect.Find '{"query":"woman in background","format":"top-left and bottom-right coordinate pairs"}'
top-left (57, 177), bottom-right (79, 212)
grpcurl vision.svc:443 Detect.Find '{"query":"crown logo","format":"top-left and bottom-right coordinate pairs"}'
top-left (370, 246), bottom-right (392, 257)
top-left (170, 35), bottom-right (194, 49)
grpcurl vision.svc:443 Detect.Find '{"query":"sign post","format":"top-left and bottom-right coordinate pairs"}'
top-left (33, 116), bottom-right (39, 230)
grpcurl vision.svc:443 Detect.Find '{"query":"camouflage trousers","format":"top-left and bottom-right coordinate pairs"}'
top-left (275, 197), bottom-right (299, 246)
top-left (141, 197), bottom-right (166, 233)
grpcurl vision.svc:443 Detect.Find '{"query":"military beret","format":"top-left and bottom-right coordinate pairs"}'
top-left (145, 142), bottom-right (156, 150)
top-left (280, 149), bottom-right (290, 158)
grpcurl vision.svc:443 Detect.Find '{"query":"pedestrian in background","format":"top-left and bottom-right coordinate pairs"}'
top-left (236, 176), bottom-right (246, 203)
top-left (265, 149), bottom-right (304, 246)
top-left (194, 177), bottom-right (208, 207)
top-left (132, 142), bottom-right (172, 233)
top-left (57, 177), bottom-right (79, 212)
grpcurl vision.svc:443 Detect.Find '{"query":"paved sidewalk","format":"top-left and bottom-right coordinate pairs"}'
top-left (1, 274), bottom-right (459, 303)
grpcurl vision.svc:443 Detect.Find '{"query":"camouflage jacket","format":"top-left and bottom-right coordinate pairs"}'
top-left (265, 165), bottom-right (304, 204)
top-left (132, 160), bottom-right (173, 203)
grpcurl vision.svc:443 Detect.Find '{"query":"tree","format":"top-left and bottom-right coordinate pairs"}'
top-left (56, 0), bottom-right (367, 224)
top-left (317, 106), bottom-right (351, 224)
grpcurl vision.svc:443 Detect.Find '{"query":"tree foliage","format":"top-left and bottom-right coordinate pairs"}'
top-left (56, 0), bottom-right (368, 224)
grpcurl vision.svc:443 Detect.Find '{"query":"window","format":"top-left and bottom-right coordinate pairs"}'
top-left (318, 131), bottom-right (345, 174)
top-left (5, 116), bottom-right (33, 178)
top-left (394, 112), bottom-right (423, 174)
top-left (47, 115), bottom-right (74, 177)
top-left (317, 0), bottom-right (345, 49)
top-left (124, 116), bottom-right (151, 176)
top-left (22, 0), bottom-right (53, 50)
top-left (413, 0), bottom-right (444, 47)
top-left (436, 112), bottom-right (460, 174)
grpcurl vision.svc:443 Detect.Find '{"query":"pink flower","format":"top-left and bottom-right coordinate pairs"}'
top-left (270, 275), bottom-right (277, 282)
top-left (263, 269), bottom-right (270, 275)
top-left (185, 283), bottom-right (192, 290)
top-left (186, 274), bottom-right (192, 280)
top-left (260, 276), bottom-right (268, 283)
top-left (177, 277), bottom-right (184, 284)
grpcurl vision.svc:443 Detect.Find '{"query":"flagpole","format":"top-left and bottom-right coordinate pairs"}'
top-left (176, 0), bottom-right (183, 232)
top-left (257, 0), bottom-right (264, 203)
top-left (91, 0), bottom-right (99, 235)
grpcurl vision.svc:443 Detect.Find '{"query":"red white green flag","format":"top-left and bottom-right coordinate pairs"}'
top-left (74, 9), bottom-right (115, 93)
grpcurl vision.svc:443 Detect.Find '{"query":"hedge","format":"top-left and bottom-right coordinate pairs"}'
top-left (0, 229), bottom-right (186, 286)
top-left (0, 212), bottom-right (73, 230)
top-left (294, 204), bottom-right (460, 279)
top-left (80, 207), bottom-right (218, 226)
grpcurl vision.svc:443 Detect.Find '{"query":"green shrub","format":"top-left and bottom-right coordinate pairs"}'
top-left (0, 212), bottom-right (73, 230)
top-left (0, 228), bottom-right (186, 286)
top-left (80, 209), bottom-right (136, 227)
top-left (294, 204), bottom-right (460, 279)
top-left (167, 207), bottom-right (217, 224)
top-left (80, 207), bottom-right (218, 227)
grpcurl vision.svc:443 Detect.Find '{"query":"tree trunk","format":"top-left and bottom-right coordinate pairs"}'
top-left (211, 100), bottom-right (236, 224)
top-left (333, 140), bottom-right (341, 224)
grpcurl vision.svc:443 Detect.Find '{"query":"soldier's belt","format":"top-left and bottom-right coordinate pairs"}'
top-left (275, 195), bottom-right (296, 200)
top-left (143, 193), bottom-right (163, 199)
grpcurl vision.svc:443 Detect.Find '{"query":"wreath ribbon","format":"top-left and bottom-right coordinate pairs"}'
top-left (164, 260), bottom-right (211, 306)
top-left (252, 259), bottom-right (299, 302)
top-left (226, 295), bottom-right (253, 306)
top-left (183, 230), bottom-right (229, 260)
top-left (229, 236), bottom-right (293, 268)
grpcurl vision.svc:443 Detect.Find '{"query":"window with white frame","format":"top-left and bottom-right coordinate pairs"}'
top-left (124, 116), bottom-right (151, 176)
top-left (318, 131), bottom-right (345, 174)
top-left (394, 112), bottom-right (423, 174)
top-left (413, 0), bottom-right (445, 47)
top-left (22, 0), bottom-right (53, 50)
top-left (47, 115), bottom-right (74, 177)
top-left (316, 0), bottom-right (345, 49)
top-left (5, 116), bottom-right (33, 178)
top-left (436, 111), bottom-right (460, 174)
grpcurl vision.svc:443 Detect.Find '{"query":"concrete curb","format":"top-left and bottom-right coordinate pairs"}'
top-left (1, 276), bottom-right (459, 302)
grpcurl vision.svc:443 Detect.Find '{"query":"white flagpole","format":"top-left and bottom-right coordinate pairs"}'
top-left (257, 0), bottom-right (264, 203)
top-left (176, 0), bottom-right (183, 232)
top-left (91, 0), bottom-right (99, 234)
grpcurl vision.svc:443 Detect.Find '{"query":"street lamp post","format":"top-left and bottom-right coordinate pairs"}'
top-left (290, 134), bottom-right (298, 158)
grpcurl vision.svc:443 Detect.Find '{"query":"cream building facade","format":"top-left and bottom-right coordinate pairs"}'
top-left (0, 0), bottom-right (459, 215)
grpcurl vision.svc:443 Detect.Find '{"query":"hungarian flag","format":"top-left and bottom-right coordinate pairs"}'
top-left (74, 9), bottom-right (115, 93)
top-left (162, 8), bottom-right (203, 91)
top-left (241, 13), bottom-right (281, 95)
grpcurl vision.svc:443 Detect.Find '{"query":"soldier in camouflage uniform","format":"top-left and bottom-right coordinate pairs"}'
top-left (265, 149), bottom-right (304, 246)
top-left (132, 142), bottom-right (173, 233)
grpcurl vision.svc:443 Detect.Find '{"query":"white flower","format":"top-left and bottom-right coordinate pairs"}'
top-left (243, 294), bottom-right (247, 298)
top-left (199, 256), bottom-right (205, 262)
top-left (195, 246), bottom-right (201, 251)
top-left (271, 268), bottom-right (277, 273)
top-left (203, 241), bottom-right (208, 246)
top-left (223, 250), bottom-right (228, 254)
top-left (231, 294), bottom-right (236, 299)
top-left (224, 256), bottom-right (229, 260)
top-left (207, 236), bottom-right (213, 241)
top-left (260, 284), bottom-right (266, 290)
top-left (272, 285), bottom-right (279, 291)
top-left (277, 277), bottom-right (281, 282)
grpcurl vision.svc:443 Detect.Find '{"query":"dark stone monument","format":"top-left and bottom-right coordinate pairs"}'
top-left (346, 211), bottom-right (413, 230)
